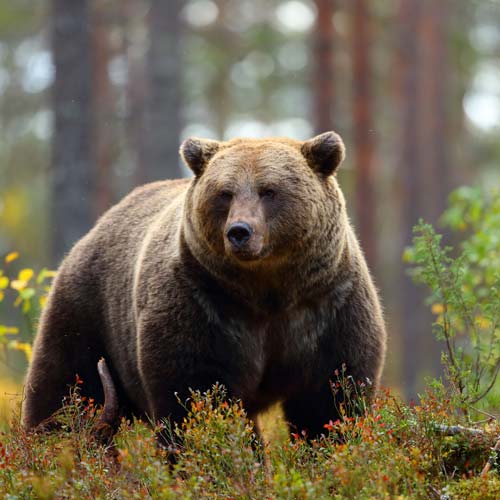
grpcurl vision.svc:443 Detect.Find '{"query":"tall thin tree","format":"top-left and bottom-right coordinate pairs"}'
top-left (417, 0), bottom-right (450, 377)
top-left (419, 0), bottom-right (450, 219)
top-left (313, 0), bottom-right (335, 134)
top-left (122, 0), bottom-right (147, 189)
top-left (91, 0), bottom-right (115, 216)
top-left (352, 0), bottom-right (376, 271)
top-left (52, 0), bottom-right (93, 264)
top-left (397, 0), bottom-right (424, 399)
top-left (141, 0), bottom-right (183, 182)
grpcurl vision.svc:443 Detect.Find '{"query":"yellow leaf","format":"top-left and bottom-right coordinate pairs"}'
top-left (0, 276), bottom-right (8, 289)
top-left (431, 303), bottom-right (444, 315)
top-left (8, 340), bottom-right (32, 361)
top-left (5, 251), bottom-right (19, 264)
top-left (23, 344), bottom-right (33, 361)
top-left (36, 268), bottom-right (57, 284)
top-left (11, 280), bottom-right (27, 291)
top-left (0, 325), bottom-right (19, 335)
top-left (39, 295), bottom-right (47, 308)
top-left (476, 317), bottom-right (491, 329)
top-left (401, 248), bottom-right (414, 263)
top-left (18, 268), bottom-right (34, 282)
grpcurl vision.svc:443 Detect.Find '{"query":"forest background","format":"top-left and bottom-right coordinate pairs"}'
top-left (1, 0), bottom-right (500, 409)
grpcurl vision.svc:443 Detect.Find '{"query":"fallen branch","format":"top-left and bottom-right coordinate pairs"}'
top-left (433, 423), bottom-right (499, 477)
top-left (436, 424), bottom-right (485, 437)
top-left (481, 435), bottom-right (500, 478)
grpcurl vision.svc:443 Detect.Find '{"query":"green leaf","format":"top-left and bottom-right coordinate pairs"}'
top-left (20, 287), bottom-right (35, 300)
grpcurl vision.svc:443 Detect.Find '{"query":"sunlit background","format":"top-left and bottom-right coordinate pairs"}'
top-left (1, 0), bottom-right (500, 415)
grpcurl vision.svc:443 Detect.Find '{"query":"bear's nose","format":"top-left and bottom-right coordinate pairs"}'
top-left (226, 222), bottom-right (253, 248)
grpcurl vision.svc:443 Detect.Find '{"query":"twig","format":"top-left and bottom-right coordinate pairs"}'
top-left (95, 358), bottom-right (119, 442)
top-left (435, 424), bottom-right (485, 437)
top-left (480, 435), bottom-right (500, 477)
top-left (470, 361), bottom-right (500, 404)
top-left (466, 405), bottom-right (499, 421)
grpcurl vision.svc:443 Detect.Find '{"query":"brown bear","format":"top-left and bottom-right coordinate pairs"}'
top-left (22, 131), bottom-right (386, 439)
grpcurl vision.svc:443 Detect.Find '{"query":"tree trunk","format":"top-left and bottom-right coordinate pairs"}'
top-left (91, 0), bottom-right (115, 216)
top-left (418, 0), bottom-right (450, 378)
top-left (351, 0), bottom-right (376, 272)
top-left (397, 0), bottom-right (424, 399)
top-left (121, 0), bottom-right (147, 189)
top-left (51, 0), bottom-right (93, 264)
top-left (313, 0), bottom-right (335, 134)
top-left (141, 0), bottom-right (183, 182)
top-left (421, 0), bottom-right (450, 218)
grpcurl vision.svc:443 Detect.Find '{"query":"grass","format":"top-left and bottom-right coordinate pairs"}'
top-left (0, 378), bottom-right (22, 424)
top-left (0, 381), bottom-right (498, 499)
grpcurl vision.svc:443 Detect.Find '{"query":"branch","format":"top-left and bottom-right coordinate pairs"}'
top-left (481, 435), bottom-right (500, 478)
top-left (435, 424), bottom-right (484, 437)
top-left (469, 361), bottom-right (500, 404)
top-left (95, 358), bottom-right (119, 441)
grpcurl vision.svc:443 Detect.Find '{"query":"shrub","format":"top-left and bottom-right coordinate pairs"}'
top-left (405, 186), bottom-right (500, 413)
top-left (1, 382), bottom-right (498, 499)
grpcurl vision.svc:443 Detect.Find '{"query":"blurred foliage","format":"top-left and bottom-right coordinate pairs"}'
top-left (3, 0), bottom-right (500, 258)
top-left (0, 2), bottom-right (44, 36)
top-left (1, 0), bottom-right (500, 390)
top-left (0, 0), bottom-right (50, 265)
top-left (0, 251), bottom-right (54, 368)
top-left (406, 186), bottom-right (500, 412)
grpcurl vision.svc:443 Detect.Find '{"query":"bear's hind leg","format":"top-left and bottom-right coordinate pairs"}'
top-left (23, 338), bottom-right (80, 429)
top-left (22, 295), bottom-right (104, 430)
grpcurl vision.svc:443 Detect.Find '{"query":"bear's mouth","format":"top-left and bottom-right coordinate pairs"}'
top-left (225, 237), bottom-right (268, 263)
top-left (230, 247), bottom-right (264, 262)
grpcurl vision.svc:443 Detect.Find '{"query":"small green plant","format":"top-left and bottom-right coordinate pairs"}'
top-left (405, 186), bottom-right (500, 412)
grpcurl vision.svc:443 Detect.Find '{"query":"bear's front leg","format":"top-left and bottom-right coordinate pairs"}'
top-left (136, 314), bottom-right (239, 428)
top-left (283, 283), bottom-right (386, 440)
top-left (283, 382), bottom-right (341, 439)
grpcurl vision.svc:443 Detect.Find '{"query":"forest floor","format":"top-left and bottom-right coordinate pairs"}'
top-left (0, 381), bottom-right (499, 499)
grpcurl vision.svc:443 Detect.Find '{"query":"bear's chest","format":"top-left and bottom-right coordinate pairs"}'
top-left (221, 298), bottom-right (335, 411)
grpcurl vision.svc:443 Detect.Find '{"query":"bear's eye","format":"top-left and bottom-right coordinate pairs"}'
top-left (260, 189), bottom-right (276, 200)
top-left (218, 191), bottom-right (233, 202)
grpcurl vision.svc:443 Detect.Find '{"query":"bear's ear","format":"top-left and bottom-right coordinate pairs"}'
top-left (301, 131), bottom-right (345, 177)
top-left (180, 137), bottom-right (221, 176)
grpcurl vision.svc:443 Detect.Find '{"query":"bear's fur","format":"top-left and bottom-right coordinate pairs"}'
top-left (23, 132), bottom-right (386, 438)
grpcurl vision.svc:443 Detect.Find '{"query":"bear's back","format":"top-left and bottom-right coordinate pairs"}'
top-left (64, 177), bottom-right (191, 279)
top-left (52, 178), bottom-right (191, 402)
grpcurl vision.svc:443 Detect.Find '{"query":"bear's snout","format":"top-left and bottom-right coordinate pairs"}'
top-left (224, 216), bottom-right (265, 261)
top-left (226, 221), bottom-right (253, 248)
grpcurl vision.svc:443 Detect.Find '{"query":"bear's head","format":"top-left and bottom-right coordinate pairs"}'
top-left (181, 132), bottom-right (346, 270)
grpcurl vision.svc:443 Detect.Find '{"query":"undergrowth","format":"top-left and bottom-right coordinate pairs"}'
top-left (1, 185), bottom-right (499, 499)
top-left (0, 380), bottom-right (499, 499)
